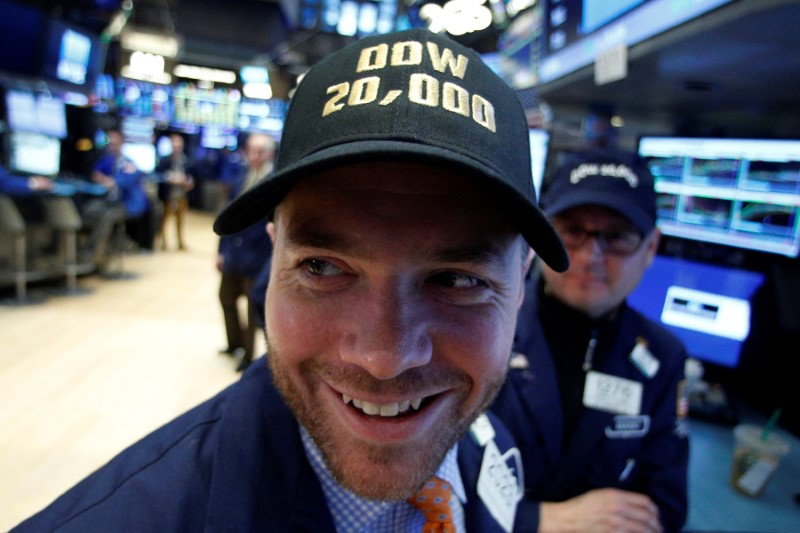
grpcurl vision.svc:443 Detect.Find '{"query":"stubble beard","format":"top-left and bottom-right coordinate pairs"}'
top-left (266, 339), bottom-right (507, 501)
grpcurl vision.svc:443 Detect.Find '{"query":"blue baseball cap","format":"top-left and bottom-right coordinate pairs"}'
top-left (541, 150), bottom-right (657, 234)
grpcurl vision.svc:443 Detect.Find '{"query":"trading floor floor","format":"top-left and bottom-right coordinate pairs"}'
top-left (0, 209), bottom-right (247, 529)
top-left (1, 209), bottom-right (798, 531)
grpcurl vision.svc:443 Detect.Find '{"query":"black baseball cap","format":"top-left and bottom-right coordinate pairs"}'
top-left (213, 28), bottom-right (568, 272)
top-left (542, 151), bottom-right (657, 234)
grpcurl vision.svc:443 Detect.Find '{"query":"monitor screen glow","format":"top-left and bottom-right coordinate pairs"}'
top-left (638, 136), bottom-right (800, 257)
top-left (538, 0), bottom-right (733, 85)
top-left (628, 255), bottom-right (764, 368)
top-left (5, 89), bottom-right (68, 139)
top-left (8, 131), bottom-right (61, 176)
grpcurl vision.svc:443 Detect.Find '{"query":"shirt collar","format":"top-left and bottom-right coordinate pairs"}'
top-left (300, 426), bottom-right (466, 532)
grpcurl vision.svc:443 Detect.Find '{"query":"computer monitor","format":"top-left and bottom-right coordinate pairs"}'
top-left (238, 98), bottom-right (287, 138)
top-left (40, 17), bottom-right (105, 87)
top-left (538, 0), bottom-right (734, 85)
top-left (628, 255), bottom-right (765, 369)
top-left (8, 131), bottom-right (62, 176)
top-left (201, 125), bottom-right (238, 150)
top-left (638, 136), bottom-right (800, 257)
top-left (4, 89), bottom-right (68, 139)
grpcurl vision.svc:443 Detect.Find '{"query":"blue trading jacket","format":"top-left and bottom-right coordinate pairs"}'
top-left (13, 360), bottom-right (521, 532)
top-left (93, 154), bottom-right (151, 218)
top-left (491, 275), bottom-right (690, 533)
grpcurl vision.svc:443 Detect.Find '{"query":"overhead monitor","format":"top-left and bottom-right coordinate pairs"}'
top-left (238, 98), bottom-right (287, 138)
top-left (538, 0), bottom-right (733, 85)
top-left (300, 0), bottom-right (397, 36)
top-left (40, 17), bottom-right (105, 87)
top-left (4, 89), bottom-right (68, 139)
top-left (637, 136), bottom-right (800, 258)
top-left (201, 125), bottom-right (238, 150)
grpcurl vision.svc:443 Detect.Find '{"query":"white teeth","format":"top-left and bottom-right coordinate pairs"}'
top-left (380, 403), bottom-right (398, 416)
top-left (361, 401), bottom-right (380, 415)
top-left (342, 394), bottom-right (426, 417)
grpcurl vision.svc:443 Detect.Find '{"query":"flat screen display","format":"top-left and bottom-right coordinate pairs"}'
top-left (4, 89), bottom-right (68, 139)
top-left (8, 131), bottom-right (61, 176)
top-left (238, 98), bottom-right (287, 138)
top-left (628, 255), bottom-right (764, 368)
top-left (200, 125), bottom-right (238, 150)
top-left (172, 84), bottom-right (239, 129)
top-left (638, 136), bottom-right (800, 257)
top-left (300, 0), bottom-right (397, 36)
top-left (116, 78), bottom-right (172, 123)
top-left (40, 18), bottom-right (105, 87)
top-left (538, 0), bottom-right (733, 85)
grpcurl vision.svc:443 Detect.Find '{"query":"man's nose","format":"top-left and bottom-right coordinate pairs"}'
top-left (339, 281), bottom-right (433, 380)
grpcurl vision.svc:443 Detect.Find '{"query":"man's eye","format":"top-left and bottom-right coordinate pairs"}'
top-left (607, 230), bottom-right (638, 243)
top-left (430, 272), bottom-right (487, 289)
top-left (302, 258), bottom-right (342, 277)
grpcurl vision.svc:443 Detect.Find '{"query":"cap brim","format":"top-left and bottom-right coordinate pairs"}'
top-left (213, 140), bottom-right (569, 272)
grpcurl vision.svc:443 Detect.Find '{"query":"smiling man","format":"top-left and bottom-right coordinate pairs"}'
top-left (12, 28), bottom-right (567, 533)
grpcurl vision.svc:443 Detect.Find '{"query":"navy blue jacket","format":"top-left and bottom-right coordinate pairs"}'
top-left (491, 273), bottom-right (689, 533)
top-left (13, 360), bottom-right (521, 532)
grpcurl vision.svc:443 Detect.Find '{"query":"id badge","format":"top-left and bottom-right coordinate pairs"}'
top-left (583, 370), bottom-right (643, 415)
top-left (477, 440), bottom-right (523, 533)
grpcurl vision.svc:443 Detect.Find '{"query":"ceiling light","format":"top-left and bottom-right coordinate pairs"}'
top-left (120, 28), bottom-right (182, 58)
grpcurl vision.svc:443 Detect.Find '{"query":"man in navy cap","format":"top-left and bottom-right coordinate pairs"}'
top-left (491, 150), bottom-right (690, 533)
top-left (12, 28), bottom-right (569, 532)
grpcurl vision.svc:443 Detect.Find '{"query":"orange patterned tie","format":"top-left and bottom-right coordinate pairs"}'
top-left (407, 476), bottom-right (456, 533)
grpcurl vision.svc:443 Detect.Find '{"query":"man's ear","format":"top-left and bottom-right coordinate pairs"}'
top-left (519, 246), bottom-right (535, 309)
top-left (266, 221), bottom-right (276, 244)
top-left (523, 247), bottom-right (535, 277)
top-left (644, 227), bottom-right (661, 268)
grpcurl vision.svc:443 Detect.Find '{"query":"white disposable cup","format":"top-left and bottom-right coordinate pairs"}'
top-left (729, 423), bottom-right (790, 497)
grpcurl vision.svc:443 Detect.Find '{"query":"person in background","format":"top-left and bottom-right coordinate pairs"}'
top-left (491, 150), bottom-right (689, 533)
top-left (155, 132), bottom-right (195, 251)
top-left (91, 128), bottom-right (155, 252)
top-left (216, 132), bottom-right (275, 372)
top-left (10, 28), bottom-right (569, 532)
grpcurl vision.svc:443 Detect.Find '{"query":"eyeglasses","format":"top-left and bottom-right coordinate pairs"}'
top-left (553, 223), bottom-right (645, 256)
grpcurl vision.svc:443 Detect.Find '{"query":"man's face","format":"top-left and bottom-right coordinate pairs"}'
top-left (542, 205), bottom-right (659, 319)
top-left (264, 162), bottom-right (526, 500)
top-left (245, 135), bottom-right (273, 170)
top-left (107, 131), bottom-right (123, 155)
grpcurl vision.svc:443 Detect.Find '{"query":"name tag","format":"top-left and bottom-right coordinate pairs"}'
top-left (605, 415), bottom-right (650, 439)
top-left (583, 371), bottom-right (642, 415)
top-left (477, 440), bottom-right (522, 533)
top-left (629, 338), bottom-right (659, 378)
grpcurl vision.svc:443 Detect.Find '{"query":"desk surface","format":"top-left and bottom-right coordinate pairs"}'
top-left (685, 407), bottom-right (800, 532)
